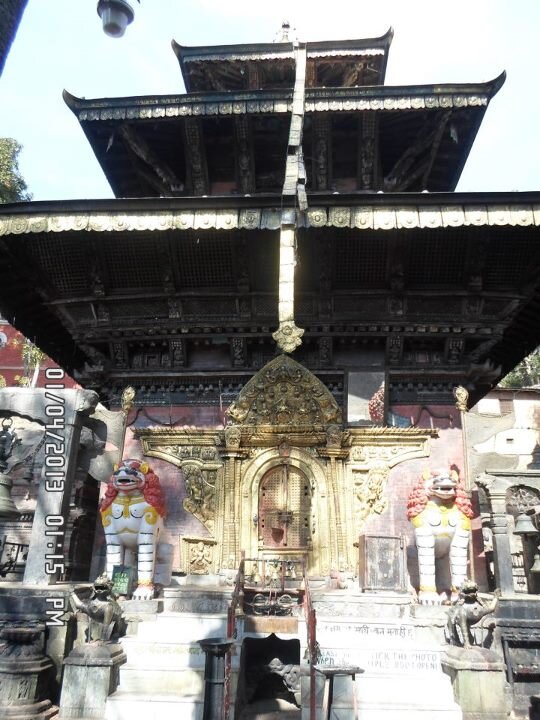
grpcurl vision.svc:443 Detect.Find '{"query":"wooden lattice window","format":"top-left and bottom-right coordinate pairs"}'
top-left (258, 465), bottom-right (311, 549)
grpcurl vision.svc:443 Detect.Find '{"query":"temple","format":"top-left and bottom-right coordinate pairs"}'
top-left (1, 24), bottom-right (540, 720)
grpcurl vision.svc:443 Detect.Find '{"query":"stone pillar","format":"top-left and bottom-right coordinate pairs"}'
top-left (15, 388), bottom-right (99, 585)
top-left (441, 646), bottom-right (506, 720)
top-left (488, 493), bottom-right (515, 594)
top-left (476, 476), bottom-right (515, 595)
top-left (0, 622), bottom-right (58, 719)
top-left (59, 642), bottom-right (126, 719)
top-left (199, 637), bottom-right (234, 720)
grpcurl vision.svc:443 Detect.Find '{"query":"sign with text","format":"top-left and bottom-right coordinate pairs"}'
top-left (112, 565), bottom-right (135, 596)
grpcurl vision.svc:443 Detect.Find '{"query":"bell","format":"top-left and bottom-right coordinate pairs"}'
top-left (514, 512), bottom-right (538, 536)
top-left (0, 474), bottom-right (20, 519)
top-left (530, 554), bottom-right (540, 574)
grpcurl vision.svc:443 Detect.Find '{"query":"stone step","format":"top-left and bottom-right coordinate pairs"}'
top-left (132, 612), bottom-right (228, 642)
top-left (120, 637), bottom-right (207, 668)
top-left (105, 691), bottom-right (203, 720)
top-left (116, 666), bottom-right (204, 696)
top-left (300, 670), bottom-right (462, 720)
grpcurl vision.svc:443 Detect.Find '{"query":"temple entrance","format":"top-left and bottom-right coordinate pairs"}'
top-left (258, 465), bottom-right (312, 550)
top-left (235, 634), bottom-right (301, 719)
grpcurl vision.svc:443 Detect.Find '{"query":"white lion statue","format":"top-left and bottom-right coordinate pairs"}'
top-left (100, 459), bottom-right (166, 600)
top-left (407, 467), bottom-right (474, 605)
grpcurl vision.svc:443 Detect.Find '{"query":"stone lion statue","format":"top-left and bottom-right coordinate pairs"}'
top-left (100, 459), bottom-right (166, 600)
top-left (407, 467), bottom-right (474, 605)
top-left (445, 580), bottom-right (499, 649)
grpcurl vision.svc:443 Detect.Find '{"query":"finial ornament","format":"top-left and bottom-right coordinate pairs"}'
top-left (454, 385), bottom-right (469, 413)
top-left (272, 320), bottom-right (304, 353)
top-left (278, 20), bottom-right (291, 42)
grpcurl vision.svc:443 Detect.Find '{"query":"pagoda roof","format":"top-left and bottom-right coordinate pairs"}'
top-left (173, 29), bottom-right (394, 92)
top-left (64, 73), bottom-right (504, 198)
top-left (0, 191), bottom-right (539, 408)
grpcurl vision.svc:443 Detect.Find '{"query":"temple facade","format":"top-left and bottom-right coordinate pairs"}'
top-left (1, 25), bottom-right (540, 720)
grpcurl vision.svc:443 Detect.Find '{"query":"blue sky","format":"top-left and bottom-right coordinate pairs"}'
top-left (1, 0), bottom-right (539, 200)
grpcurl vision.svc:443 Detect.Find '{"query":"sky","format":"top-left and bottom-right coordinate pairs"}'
top-left (1, 0), bottom-right (540, 201)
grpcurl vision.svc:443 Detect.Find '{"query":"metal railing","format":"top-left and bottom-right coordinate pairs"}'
top-left (225, 553), bottom-right (317, 719)
top-left (225, 551), bottom-right (245, 719)
top-left (302, 562), bottom-right (317, 720)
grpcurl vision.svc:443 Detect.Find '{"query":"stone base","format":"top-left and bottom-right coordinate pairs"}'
top-left (441, 646), bottom-right (507, 720)
top-left (0, 699), bottom-right (58, 719)
top-left (60, 642), bottom-right (126, 719)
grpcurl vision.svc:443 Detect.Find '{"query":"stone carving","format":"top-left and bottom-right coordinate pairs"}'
top-left (181, 536), bottom-right (217, 575)
top-left (69, 573), bottom-right (123, 642)
top-left (182, 464), bottom-right (216, 533)
top-left (227, 354), bottom-right (341, 426)
top-left (445, 581), bottom-right (499, 649)
top-left (354, 464), bottom-right (389, 526)
top-left (100, 459), bottom-right (166, 600)
top-left (224, 425), bottom-right (242, 450)
top-left (407, 468), bottom-right (473, 604)
top-left (189, 541), bottom-right (212, 574)
top-left (0, 623), bottom-right (58, 718)
top-left (268, 657), bottom-right (301, 700)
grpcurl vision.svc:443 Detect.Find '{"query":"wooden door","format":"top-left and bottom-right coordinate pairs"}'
top-left (258, 465), bottom-right (311, 549)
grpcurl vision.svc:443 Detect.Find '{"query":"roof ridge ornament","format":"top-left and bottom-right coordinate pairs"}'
top-left (276, 20), bottom-right (294, 43)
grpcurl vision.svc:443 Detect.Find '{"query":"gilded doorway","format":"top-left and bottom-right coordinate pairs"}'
top-left (259, 465), bottom-right (312, 550)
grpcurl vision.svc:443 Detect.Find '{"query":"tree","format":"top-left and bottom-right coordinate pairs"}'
top-left (0, 137), bottom-right (31, 202)
top-left (499, 348), bottom-right (540, 389)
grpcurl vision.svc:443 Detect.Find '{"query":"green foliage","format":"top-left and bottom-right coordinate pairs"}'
top-left (499, 348), bottom-right (540, 389)
top-left (0, 138), bottom-right (31, 203)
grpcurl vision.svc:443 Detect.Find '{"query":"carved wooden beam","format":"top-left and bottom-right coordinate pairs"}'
top-left (184, 118), bottom-right (209, 195)
top-left (234, 117), bottom-right (255, 194)
top-left (118, 124), bottom-right (184, 193)
top-left (357, 114), bottom-right (379, 190)
top-left (312, 115), bottom-right (331, 191)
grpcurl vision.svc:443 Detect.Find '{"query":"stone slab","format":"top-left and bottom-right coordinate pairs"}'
top-left (117, 667), bottom-right (205, 696)
top-left (134, 613), bottom-right (228, 642)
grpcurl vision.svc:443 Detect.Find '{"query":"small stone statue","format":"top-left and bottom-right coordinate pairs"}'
top-left (445, 580), bottom-right (499, 649)
top-left (70, 573), bottom-right (123, 643)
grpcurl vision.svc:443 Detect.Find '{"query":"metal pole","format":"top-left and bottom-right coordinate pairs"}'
top-left (199, 638), bottom-right (234, 720)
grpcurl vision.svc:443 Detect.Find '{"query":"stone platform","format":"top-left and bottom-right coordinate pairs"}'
top-left (102, 583), bottom-right (467, 720)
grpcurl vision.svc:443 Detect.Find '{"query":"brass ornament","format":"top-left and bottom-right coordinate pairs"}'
top-left (354, 464), bottom-right (390, 527)
top-left (121, 386), bottom-right (135, 414)
top-left (453, 385), bottom-right (469, 412)
top-left (227, 354), bottom-right (341, 426)
top-left (272, 320), bottom-right (305, 353)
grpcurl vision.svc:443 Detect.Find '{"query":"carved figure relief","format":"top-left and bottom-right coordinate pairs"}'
top-left (354, 464), bottom-right (389, 527)
top-left (227, 354), bottom-right (341, 426)
top-left (100, 459), bottom-right (166, 600)
top-left (181, 536), bottom-right (217, 575)
top-left (189, 541), bottom-right (212, 574)
top-left (407, 467), bottom-right (473, 605)
top-left (182, 464), bottom-right (216, 534)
